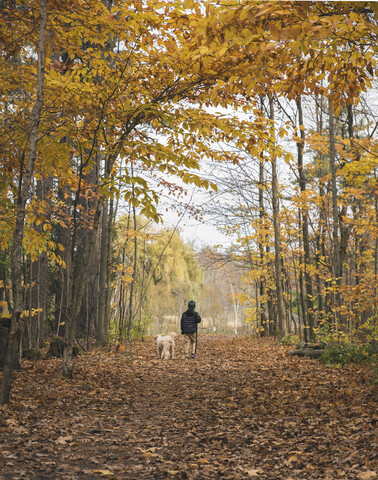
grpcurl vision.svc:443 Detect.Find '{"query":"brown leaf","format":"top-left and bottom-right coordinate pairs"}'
top-left (55, 435), bottom-right (73, 444)
top-left (358, 472), bottom-right (377, 480)
top-left (244, 468), bottom-right (263, 476)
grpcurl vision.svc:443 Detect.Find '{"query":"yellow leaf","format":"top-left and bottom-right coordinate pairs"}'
top-left (217, 45), bottom-right (228, 57)
top-left (183, 0), bottom-right (194, 8)
top-left (239, 6), bottom-right (251, 21)
top-left (291, 40), bottom-right (301, 54)
top-left (270, 23), bottom-right (280, 41)
top-left (67, 48), bottom-right (75, 61)
top-left (199, 458), bottom-right (209, 464)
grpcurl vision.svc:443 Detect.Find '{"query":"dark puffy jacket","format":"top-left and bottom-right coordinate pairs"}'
top-left (181, 308), bottom-right (201, 334)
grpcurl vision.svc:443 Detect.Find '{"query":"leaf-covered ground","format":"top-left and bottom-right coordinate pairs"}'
top-left (0, 336), bottom-right (377, 480)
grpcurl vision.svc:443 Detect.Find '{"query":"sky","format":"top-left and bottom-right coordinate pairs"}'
top-left (161, 204), bottom-right (233, 249)
top-left (152, 162), bottom-right (236, 249)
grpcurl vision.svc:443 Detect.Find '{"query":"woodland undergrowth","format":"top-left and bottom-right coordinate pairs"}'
top-left (0, 336), bottom-right (376, 480)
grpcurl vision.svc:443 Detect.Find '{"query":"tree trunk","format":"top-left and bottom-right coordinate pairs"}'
top-left (296, 97), bottom-right (315, 340)
top-left (292, 256), bottom-right (303, 340)
top-left (268, 94), bottom-right (286, 337)
top-left (258, 151), bottom-right (268, 336)
top-left (27, 177), bottom-right (52, 348)
top-left (0, 249), bottom-right (7, 318)
top-left (96, 196), bottom-right (109, 345)
top-left (54, 182), bottom-right (72, 337)
top-left (126, 203), bottom-right (138, 341)
top-left (62, 150), bottom-right (104, 377)
top-left (1, 0), bottom-right (47, 405)
top-left (375, 193), bottom-right (378, 312)
top-left (62, 196), bottom-right (103, 378)
top-left (328, 103), bottom-right (342, 318)
top-left (104, 197), bottom-right (114, 337)
top-left (314, 95), bottom-right (326, 324)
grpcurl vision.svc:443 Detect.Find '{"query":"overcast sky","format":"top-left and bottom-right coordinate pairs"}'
top-left (161, 203), bottom-right (233, 249)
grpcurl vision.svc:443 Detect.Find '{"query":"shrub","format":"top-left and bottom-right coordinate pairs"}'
top-left (320, 343), bottom-right (377, 366)
top-left (279, 333), bottom-right (300, 346)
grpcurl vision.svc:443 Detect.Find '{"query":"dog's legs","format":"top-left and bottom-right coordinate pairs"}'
top-left (171, 342), bottom-right (175, 359)
top-left (160, 344), bottom-right (167, 359)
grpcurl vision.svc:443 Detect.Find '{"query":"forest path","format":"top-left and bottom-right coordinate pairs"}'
top-left (0, 336), bottom-right (376, 480)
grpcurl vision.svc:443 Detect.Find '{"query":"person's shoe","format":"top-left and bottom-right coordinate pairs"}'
top-left (191, 353), bottom-right (196, 359)
top-left (185, 356), bottom-right (189, 360)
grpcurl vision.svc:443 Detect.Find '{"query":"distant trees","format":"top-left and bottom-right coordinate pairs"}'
top-left (112, 216), bottom-right (204, 343)
top-left (198, 249), bottom-right (250, 335)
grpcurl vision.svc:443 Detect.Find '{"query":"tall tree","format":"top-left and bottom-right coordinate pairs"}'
top-left (268, 94), bottom-right (286, 337)
top-left (296, 97), bottom-right (315, 341)
top-left (328, 103), bottom-right (342, 323)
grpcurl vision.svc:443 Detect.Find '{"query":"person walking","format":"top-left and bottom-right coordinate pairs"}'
top-left (181, 300), bottom-right (201, 359)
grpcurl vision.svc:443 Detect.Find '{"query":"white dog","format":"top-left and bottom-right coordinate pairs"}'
top-left (155, 332), bottom-right (177, 360)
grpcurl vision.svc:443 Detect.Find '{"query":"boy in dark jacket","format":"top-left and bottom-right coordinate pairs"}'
top-left (181, 300), bottom-right (201, 359)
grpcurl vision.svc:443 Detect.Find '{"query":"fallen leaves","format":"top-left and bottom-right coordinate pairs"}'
top-left (358, 473), bottom-right (377, 480)
top-left (0, 336), bottom-right (376, 479)
top-left (55, 435), bottom-right (74, 445)
top-left (91, 470), bottom-right (115, 477)
top-left (243, 467), bottom-right (264, 476)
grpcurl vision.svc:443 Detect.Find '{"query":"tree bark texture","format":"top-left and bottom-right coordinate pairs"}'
top-left (62, 197), bottom-right (103, 377)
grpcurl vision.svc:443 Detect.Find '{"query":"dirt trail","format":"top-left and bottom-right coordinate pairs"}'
top-left (0, 336), bottom-right (376, 479)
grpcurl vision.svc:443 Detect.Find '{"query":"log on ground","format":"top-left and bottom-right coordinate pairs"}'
top-left (287, 348), bottom-right (325, 359)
